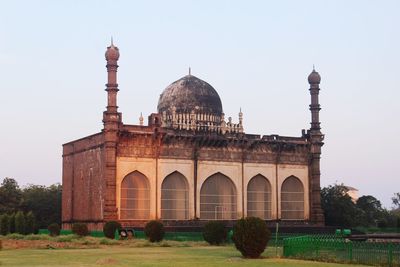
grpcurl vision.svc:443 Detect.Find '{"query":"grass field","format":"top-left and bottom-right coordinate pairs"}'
top-left (0, 240), bottom-right (370, 267)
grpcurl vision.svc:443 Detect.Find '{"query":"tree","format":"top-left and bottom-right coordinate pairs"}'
top-left (25, 211), bottom-right (35, 234)
top-left (20, 183), bottom-right (62, 228)
top-left (356, 195), bottom-right (384, 227)
top-left (15, 211), bottom-right (25, 234)
top-left (0, 214), bottom-right (10, 235)
top-left (321, 184), bottom-right (361, 227)
top-left (0, 178), bottom-right (22, 214)
top-left (392, 193), bottom-right (400, 210)
top-left (9, 213), bottom-right (16, 233)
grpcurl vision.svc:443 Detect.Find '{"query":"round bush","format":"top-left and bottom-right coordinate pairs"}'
top-left (144, 220), bottom-right (165, 242)
top-left (47, 223), bottom-right (61, 236)
top-left (232, 217), bottom-right (271, 258)
top-left (203, 221), bottom-right (227, 245)
top-left (72, 223), bottom-right (89, 237)
top-left (103, 221), bottom-right (121, 239)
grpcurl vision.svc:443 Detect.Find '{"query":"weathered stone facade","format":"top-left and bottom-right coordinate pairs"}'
top-left (62, 42), bottom-right (325, 230)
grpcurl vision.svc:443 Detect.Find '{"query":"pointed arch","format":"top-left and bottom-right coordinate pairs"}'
top-left (161, 171), bottom-right (189, 220)
top-left (247, 174), bottom-right (272, 219)
top-left (281, 176), bottom-right (304, 220)
top-left (200, 172), bottom-right (237, 220)
top-left (120, 171), bottom-right (150, 219)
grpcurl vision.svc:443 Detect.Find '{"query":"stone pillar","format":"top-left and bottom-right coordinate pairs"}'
top-left (308, 68), bottom-right (325, 225)
top-left (102, 40), bottom-right (121, 221)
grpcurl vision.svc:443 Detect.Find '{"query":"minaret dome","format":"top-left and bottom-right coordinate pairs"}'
top-left (105, 41), bottom-right (120, 61)
top-left (308, 68), bottom-right (321, 84)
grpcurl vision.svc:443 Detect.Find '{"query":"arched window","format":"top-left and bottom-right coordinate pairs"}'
top-left (120, 171), bottom-right (150, 220)
top-left (247, 175), bottom-right (272, 219)
top-left (161, 172), bottom-right (189, 220)
top-left (281, 176), bottom-right (304, 220)
top-left (200, 173), bottom-right (237, 220)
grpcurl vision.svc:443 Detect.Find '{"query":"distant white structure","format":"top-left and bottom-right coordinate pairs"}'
top-left (344, 186), bottom-right (359, 203)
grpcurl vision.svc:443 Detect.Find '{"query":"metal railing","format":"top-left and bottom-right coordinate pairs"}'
top-left (283, 235), bottom-right (400, 266)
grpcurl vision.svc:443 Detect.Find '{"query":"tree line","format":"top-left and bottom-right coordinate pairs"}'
top-left (321, 184), bottom-right (400, 228)
top-left (0, 177), bottom-right (61, 232)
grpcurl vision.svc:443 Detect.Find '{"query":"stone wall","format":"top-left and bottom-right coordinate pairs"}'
top-left (62, 133), bottom-right (105, 228)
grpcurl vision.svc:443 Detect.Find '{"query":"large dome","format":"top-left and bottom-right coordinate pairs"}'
top-left (157, 75), bottom-right (223, 115)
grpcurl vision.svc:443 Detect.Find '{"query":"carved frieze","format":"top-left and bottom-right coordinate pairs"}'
top-left (116, 130), bottom-right (309, 165)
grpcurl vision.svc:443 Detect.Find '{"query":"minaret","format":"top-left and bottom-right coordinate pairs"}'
top-left (307, 67), bottom-right (325, 225)
top-left (102, 40), bottom-right (121, 221)
top-left (238, 108), bottom-right (244, 133)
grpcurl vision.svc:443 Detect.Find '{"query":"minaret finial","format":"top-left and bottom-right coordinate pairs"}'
top-left (111, 36), bottom-right (114, 46)
top-left (189, 67), bottom-right (191, 76)
top-left (139, 112), bottom-right (144, 126)
top-left (313, 64), bottom-right (315, 71)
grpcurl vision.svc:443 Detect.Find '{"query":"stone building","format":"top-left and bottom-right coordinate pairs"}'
top-left (62, 42), bottom-right (325, 230)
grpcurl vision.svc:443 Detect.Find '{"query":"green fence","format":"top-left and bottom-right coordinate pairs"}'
top-left (268, 233), bottom-right (306, 247)
top-left (283, 235), bottom-right (400, 266)
top-left (355, 227), bottom-right (400, 234)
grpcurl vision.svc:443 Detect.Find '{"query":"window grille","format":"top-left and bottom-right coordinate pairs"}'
top-left (281, 176), bottom-right (304, 220)
top-left (161, 172), bottom-right (189, 220)
top-left (247, 174), bottom-right (272, 219)
top-left (120, 171), bottom-right (150, 219)
top-left (200, 173), bottom-right (237, 220)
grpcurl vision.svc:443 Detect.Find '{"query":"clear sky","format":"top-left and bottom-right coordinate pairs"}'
top-left (0, 0), bottom-right (399, 207)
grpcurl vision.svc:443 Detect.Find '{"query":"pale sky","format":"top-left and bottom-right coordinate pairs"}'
top-left (0, 0), bottom-right (399, 207)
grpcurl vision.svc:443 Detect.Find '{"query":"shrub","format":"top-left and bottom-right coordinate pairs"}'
top-left (0, 214), bottom-right (10, 235)
top-left (56, 234), bottom-right (78, 242)
top-left (72, 223), bottom-right (89, 237)
top-left (144, 220), bottom-right (165, 242)
top-left (24, 234), bottom-right (51, 241)
top-left (232, 217), bottom-right (271, 258)
top-left (6, 233), bottom-right (25, 240)
top-left (25, 211), bottom-right (35, 234)
top-left (15, 211), bottom-right (26, 234)
top-left (203, 221), bottom-right (227, 245)
top-left (103, 221), bottom-right (121, 239)
top-left (100, 238), bottom-right (119, 245)
top-left (47, 223), bottom-right (61, 236)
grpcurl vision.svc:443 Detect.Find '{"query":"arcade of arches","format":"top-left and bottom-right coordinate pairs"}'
top-left (118, 170), bottom-right (306, 221)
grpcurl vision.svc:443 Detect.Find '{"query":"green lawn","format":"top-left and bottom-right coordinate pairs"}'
top-left (0, 246), bottom-right (369, 267)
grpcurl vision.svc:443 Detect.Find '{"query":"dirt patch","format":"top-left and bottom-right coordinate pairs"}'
top-left (96, 258), bottom-right (119, 265)
top-left (1, 240), bottom-right (99, 250)
top-left (227, 256), bottom-right (244, 262)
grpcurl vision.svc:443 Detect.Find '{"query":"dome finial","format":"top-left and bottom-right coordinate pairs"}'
top-left (189, 67), bottom-right (191, 76)
top-left (111, 36), bottom-right (114, 46)
top-left (313, 64), bottom-right (315, 71)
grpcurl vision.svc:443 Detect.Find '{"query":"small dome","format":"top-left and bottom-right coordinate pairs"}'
top-left (157, 75), bottom-right (223, 115)
top-left (308, 69), bottom-right (321, 84)
top-left (105, 43), bottom-right (120, 61)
